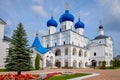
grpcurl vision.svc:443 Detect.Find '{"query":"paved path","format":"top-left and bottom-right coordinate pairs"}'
top-left (0, 68), bottom-right (120, 80)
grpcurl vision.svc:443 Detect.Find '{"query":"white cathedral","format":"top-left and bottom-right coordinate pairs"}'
top-left (31, 6), bottom-right (113, 68)
top-left (0, 5), bottom-right (113, 69)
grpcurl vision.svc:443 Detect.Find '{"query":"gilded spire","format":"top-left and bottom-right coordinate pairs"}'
top-left (78, 12), bottom-right (80, 18)
top-left (51, 10), bottom-right (53, 17)
top-left (100, 20), bottom-right (102, 25)
top-left (99, 20), bottom-right (103, 29)
top-left (66, 2), bottom-right (69, 10)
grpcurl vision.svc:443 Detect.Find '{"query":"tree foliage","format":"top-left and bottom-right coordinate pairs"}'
top-left (35, 54), bottom-right (40, 70)
top-left (5, 23), bottom-right (32, 71)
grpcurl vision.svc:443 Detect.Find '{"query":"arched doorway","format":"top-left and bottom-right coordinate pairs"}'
top-left (64, 60), bottom-right (68, 68)
top-left (79, 61), bottom-right (82, 68)
top-left (91, 60), bottom-right (97, 68)
top-left (73, 60), bottom-right (77, 68)
top-left (55, 60), bottom-right (61, 68)
top-left (85, 62), bottom-right (88, 67)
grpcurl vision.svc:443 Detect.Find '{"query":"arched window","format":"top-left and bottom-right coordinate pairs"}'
top-left (94, 52), bottom-right (96, 56)
top-left (79, 50), bottom-right (82, 57)
top-left (84, 51), bottom-right (87, 57)
top-left (63, 41), bottom-right (65, 45)
top-left (55, 43), bottom-right (57, 46)
top-left (73, 48), bottom-right (77, 55)
top-left (65, 48), bottom-right (68, 55)
top-left (55, 49), bottom-right (61, 56)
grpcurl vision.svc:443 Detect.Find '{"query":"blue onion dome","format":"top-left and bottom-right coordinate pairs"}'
top-left (75, 18), bottom-right (85, 29)
top-left (47, 17), bottom-right (58, 27)
top-left (59, 10), bottom-right (74, 23)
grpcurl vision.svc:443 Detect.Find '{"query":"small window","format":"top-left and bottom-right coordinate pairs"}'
top-left (47, 44), bottom-right (49, 48)
top-left (63, 41), bottom-right (65, 45)
top-left (55, 43), bottom-right (57, 46)
top-left (72, 42), bottom-right (74, 45)
top-left (49, 30), bottom-right (50, 34)
top-left (94, 52), bottom-right (96, 56)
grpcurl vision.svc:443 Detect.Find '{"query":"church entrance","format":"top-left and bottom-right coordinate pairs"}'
top-left (65, 61), bottom-right (68, 68)
top-left (91, 60), bottom-right (97, 68)
top-left (55, 60), bottom-right (61, 68)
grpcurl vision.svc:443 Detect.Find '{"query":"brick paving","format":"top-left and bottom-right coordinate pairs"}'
top-left (0, 68), bottom-right (120, 80)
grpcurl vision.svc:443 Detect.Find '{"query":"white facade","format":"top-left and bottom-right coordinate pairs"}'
top-left (41, 10), bottom-right (113, 68)
top-left (0, 19), bottom-right (10, 68)
top-left (31, 48), bottom-right (55, 68)
top-left (42, 30), bottom-right (89, 68)
top-left (89, 26), bottom-right (113, 66)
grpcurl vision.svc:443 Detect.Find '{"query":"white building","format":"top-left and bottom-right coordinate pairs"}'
top-left (89, 24), bottom-right (113, 66)
top-left (31, 6), bottom-right (113, 68)
top-left (0, 5), bottom-right (113, 69)
top-left (0, 18), bottom-right (10, 68)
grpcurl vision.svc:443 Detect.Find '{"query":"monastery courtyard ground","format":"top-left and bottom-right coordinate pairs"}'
top-left (0, 68), bottom-right (120, 80)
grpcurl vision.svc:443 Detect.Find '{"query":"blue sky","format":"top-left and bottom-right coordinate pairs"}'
top-left (0, 0), bottom-right (120, 56)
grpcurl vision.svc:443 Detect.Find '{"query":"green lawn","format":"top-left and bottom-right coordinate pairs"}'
top-left (48, 73), bottom-right (90, 80)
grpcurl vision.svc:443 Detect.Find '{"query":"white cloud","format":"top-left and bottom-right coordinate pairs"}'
top-left (99, 0), bottom-right (120, 16)
top-left (39, 29), bottom-right (47, 35)
top-left (32, 0), bottom-right (43, 4)
top-left (6, 19), bottom-right (12, 26)
top-left (32, 5), bottom-right (47, 17)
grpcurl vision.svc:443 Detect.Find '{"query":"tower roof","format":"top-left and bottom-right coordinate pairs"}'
top-left (59, 3), bottom-right (74, 23)
top-left (75, 18), bottom-right (85, 29)
top-left (0, 18), bottom-right (6, 25)
top-left (47, 17), bottom-right (58, 27)
top-left (94, 35), bottom-right (108, 40)
top-left (32, 36), bottom-right (49, 54)
top-left (59, 10), bottom-right (74, 23)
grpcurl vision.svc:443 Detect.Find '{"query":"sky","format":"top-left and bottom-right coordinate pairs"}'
top-left (0, 0), bottom-right (120, 56)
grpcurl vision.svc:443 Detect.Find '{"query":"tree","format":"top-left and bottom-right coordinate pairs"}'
top-left (98, 61), bottom-right (102, 67)
top-left (102, 61), bottom-right (106, 69)
top-left (35, 54), bottom-right (40, 70)
top-left (5, 23), bottom-right (32, 72)
top-left (110, 60), bottom-right (113, 69)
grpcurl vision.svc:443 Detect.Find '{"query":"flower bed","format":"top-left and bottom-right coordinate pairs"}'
top-left (0, 73), bottom-right (41, 80)
top-left (43, 72), bottom-right (61, 80)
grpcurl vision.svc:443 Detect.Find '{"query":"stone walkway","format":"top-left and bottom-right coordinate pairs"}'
top-left (0, 68), bottom-right (120, 80)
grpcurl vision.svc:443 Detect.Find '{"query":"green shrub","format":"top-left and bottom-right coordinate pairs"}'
top-left (35, 54), bottom-right (40, 70)
top-left (101, 61), bottom-right (106, 69)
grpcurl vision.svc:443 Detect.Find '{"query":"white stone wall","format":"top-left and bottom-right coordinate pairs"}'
top-left (0, 24), bottom-right (4, 42)
top-left (0, 23), bottom-right (10, 68)
top-left (61, 21), bottom-right (73, 31)
top-left (89, 37), bottom-right (113, 66)
top-left (76, 28), bottom-right (84, 35)
top-left (42, 30), bottom-right (89, 48)
top-left (0, 41), bottom-right (10, 68)
top-left (48, 26), bottom-right (56, 34)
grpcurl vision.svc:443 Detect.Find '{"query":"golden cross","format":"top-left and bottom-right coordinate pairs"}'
top-left (78, 12), bottom-right (80, 18)
top-left (66, 2), bottom-right (69, 10)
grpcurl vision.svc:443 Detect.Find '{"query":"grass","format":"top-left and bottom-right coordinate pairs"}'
top-left (47, 73), bottom-right (90, 80)
top-left (0, 68), bottom-right (8, 72)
